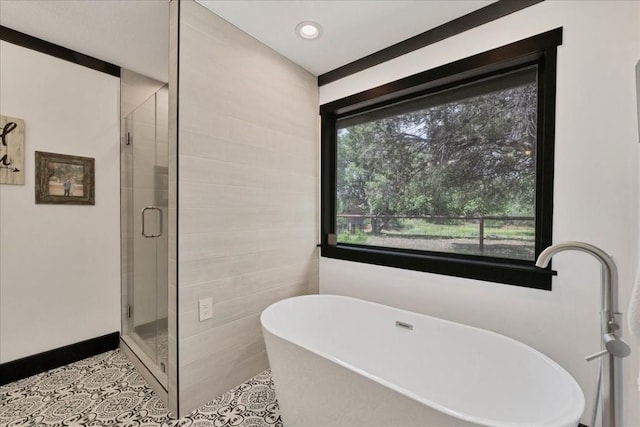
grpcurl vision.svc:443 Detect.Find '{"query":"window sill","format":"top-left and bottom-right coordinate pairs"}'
top-left (320, 244), bottom-right (556, 290)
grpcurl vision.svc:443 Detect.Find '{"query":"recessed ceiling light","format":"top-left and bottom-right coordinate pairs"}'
top-left (295, 21), bottom-right (321, 40)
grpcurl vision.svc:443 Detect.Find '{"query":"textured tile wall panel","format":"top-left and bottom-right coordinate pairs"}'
top-left (176, 0), bottom-right (319, 415)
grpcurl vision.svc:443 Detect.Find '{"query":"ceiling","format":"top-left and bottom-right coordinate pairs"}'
top-left (0, 0), bottom-right (495, 81)
top-left (0, 0), bottom-right (170, 82)
top-left (197, 0), bottom-right (494, 76)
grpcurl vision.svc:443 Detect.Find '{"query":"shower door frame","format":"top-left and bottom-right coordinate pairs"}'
top-left (120, 86), bottom-right (169, 393)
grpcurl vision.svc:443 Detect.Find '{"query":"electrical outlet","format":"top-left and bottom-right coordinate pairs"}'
top-left (199, 297), bottom-right (213, 321)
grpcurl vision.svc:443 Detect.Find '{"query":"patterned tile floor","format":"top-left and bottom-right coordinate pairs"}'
top-left (0, 350), bottom-right (282, 427)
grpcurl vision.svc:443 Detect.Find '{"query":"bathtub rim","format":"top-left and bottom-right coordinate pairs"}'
top-left (261, 294), bottom-right (585, 427)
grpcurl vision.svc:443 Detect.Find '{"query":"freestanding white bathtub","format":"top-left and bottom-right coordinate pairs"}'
top-left (261, 294), bottom-right (584, 427)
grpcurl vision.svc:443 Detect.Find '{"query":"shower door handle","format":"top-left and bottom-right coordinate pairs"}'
top-left (141, 206), bottom-right (163, 238)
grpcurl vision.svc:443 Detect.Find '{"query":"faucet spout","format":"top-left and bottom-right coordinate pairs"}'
top-left (536, 241), bottom-right (624, 427)
top-left (535, 241), bottom-right (618, 314)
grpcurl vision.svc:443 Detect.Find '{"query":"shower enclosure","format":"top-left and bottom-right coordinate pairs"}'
top-left (121, 84), bottom-right (169, 389)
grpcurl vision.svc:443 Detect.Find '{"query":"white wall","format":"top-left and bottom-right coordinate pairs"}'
top-left (0, 41), bottom-right (121, 363)
top-left (319, 1), bottom-right (640, 425)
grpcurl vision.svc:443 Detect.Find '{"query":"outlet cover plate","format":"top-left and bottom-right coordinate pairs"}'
top-left (199, 297), bottom-right (213, 321)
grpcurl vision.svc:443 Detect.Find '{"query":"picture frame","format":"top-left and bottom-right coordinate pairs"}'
top-left (35, 151), bottom-right (95, 205)
top-left (0, 115), bottom-right (26, 185)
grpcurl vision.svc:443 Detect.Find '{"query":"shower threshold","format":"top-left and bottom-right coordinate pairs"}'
top-left (120, 334), bottom-right (168, 399)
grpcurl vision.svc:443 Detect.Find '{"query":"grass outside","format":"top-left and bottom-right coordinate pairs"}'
top-left (387, 218), bottom-right (534, 239)
top-left (339, 218), bottom-right (534, 241)
top-left (337, 218), bottom-right (535, 260)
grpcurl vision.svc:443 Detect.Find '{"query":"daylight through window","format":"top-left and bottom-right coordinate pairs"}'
top-left (336, 67), bottom-right (537, 261)
top-left (320, 28), bottom-right (562, 289)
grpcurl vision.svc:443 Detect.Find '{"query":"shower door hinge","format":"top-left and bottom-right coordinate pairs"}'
top-left (127, 304), bottom-right (133, 319)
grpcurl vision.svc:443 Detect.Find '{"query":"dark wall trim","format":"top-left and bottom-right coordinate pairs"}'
top-left (322, 246), bottom-right (556, 289)
top-left (0, 332), bottom-right (120, 386)
top-left (317, 0), bottom-right (543, 86)
top-left (320, 28), bottom-right (562, 116)
top-left (0, 25), bottom-right (120, 78)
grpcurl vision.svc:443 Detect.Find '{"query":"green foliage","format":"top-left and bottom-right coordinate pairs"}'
top-left (49, 162), bottom-right (84, 183)
top-left (338, 230), bottom-right (368, 244)
top-left (336, 79), bottom-right (537, 232)
top-left (388, 219), bottom-right (535, 240)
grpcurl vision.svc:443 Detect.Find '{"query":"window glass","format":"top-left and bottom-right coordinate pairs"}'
top-left (336, 67), bottom-right (537, 261)
top-left (321, 28), bottom-right (562, 289)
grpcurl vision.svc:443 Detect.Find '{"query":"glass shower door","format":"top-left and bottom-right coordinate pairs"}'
top-left (121, 86), bottom-right (168, 385)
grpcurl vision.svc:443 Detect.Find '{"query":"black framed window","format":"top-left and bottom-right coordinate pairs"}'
top-left (320, 28), bottom-right (562, 290)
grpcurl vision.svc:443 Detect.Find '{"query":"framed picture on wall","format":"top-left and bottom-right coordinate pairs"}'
top-left (35, 151), bottom-right (95, 205)
top-left (0, 115), bottom-right (26, 185)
